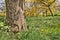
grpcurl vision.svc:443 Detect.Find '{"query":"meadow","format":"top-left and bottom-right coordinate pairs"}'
top-left (0, 16), bottom-right (60, 40)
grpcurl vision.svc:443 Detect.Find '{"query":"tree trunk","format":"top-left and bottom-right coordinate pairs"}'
top-left (48, 7), bottom-right (53, 16)
top-left (5, 0), bottom-right (27, 33)
top-left (46, 10), bottom-right (47, 16)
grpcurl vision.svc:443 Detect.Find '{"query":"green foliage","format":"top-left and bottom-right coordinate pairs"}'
top-left (0, 16), bottom-right (60, 40)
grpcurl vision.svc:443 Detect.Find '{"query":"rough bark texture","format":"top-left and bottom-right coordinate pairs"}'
top-left (5, 0), bottom-right (27, 33)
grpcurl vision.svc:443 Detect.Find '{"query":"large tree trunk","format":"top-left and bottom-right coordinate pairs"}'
top-left (5, 0), bottom-right (27, 33)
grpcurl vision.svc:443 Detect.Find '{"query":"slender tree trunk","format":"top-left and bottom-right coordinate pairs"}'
top-left (48, 7), bottom-right (53, 16)
top-left (46, 10), bottom-right (47, 16)
top-left (43, 12), bottom-right (44, 16)
top-left (5, 0), bottom-right (27, 33)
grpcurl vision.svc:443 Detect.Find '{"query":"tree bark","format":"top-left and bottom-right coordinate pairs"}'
top-left (5, 0), bottom-right (27, 33)
top-left (46, 10), bottom-right (47, 16)
top-left (48, 7), bottom-right (53, 16)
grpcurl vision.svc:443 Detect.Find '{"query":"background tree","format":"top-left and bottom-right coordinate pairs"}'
top-left (25, 0), bottom-right (56, 16)
top-left (35, 0), bottom-right (56, 16)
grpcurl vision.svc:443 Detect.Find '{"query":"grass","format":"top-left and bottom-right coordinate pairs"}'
top-left (0, 16), bottom-right (60, 40)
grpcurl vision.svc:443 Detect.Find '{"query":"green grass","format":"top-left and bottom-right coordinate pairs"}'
top-left (0, 16), bottom-right (60, 40)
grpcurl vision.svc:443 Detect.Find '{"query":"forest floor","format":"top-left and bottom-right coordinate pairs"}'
top-left (0, 16), bottom-right (60, 40)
